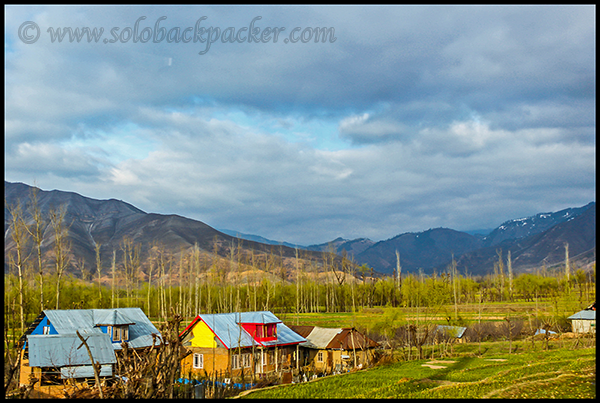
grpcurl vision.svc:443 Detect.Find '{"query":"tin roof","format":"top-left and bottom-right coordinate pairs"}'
top-left (200, 313), bottom-right (257, 349)
top-left (290, 326), bottom-right (378, 350)
top-left (328, 328), bottom-right (379, 349)
top-left (567, 310), bottom-right (596, 320)
top-left (28, 333), bottom-right (117, 368)
top-left (93, 309), bottom-right (136, 326)
top-left (435, 325), bottom-right (467, 338)
top-left (40, 308), bottom-right (161, 350)
top-left (235, 311), bottom-right (281, 324)
top-left (194, 311), bottom-right (305, 349)
top-left (300, 326), bottom-right (343, 349)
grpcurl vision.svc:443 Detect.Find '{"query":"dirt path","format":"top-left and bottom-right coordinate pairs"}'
top-left (421, 360), bottom-right (457, 369)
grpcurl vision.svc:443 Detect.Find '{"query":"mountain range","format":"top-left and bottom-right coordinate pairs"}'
top-left (4, 181), bottom-right (595, 278)
top-left (4, 181), bottom-right (335, 281)
top-left (302, 202), bottom-right (595, 276)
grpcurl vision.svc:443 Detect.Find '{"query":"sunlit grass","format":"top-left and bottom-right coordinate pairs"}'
top-left (241, 342), bottom-right (595, 399)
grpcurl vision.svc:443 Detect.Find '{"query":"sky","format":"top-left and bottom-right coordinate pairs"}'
top-left (4, 5), bottom-right (596, 246)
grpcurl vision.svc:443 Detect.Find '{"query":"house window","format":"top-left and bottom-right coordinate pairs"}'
top-left (43, 326), bottom-right (51, 335)
top-left (266, 324), bottom-right (277, 338)
top-left (317, 352), bottom-right (324, 362)
top-left (193, 353), bottom-right (204, 369)
top-left (262, 351), bottom-right (268, 366)
top-left (232, 354), bottom-right (241, 370)
top-left (112, 326), bottom-right (129, 342)
top-left (242, 353), bottom-right (252, 368)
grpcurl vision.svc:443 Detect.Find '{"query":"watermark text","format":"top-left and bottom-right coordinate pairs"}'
top-left (18, 16), bottom-right (337, 55)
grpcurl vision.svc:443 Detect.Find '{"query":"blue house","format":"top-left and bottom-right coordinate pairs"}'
top-left (19, 308), bottom-right (161, 395)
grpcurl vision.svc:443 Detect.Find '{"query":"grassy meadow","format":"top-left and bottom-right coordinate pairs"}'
top-left (239, 299), bottom-right (595, 399)
top-left (240, 340), bottom-right (596, 399)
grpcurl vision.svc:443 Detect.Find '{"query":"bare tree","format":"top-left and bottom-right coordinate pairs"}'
top-left (564, 243), bottom-right (570, 282)
top-left (49, 204), bottom-right (71, 310)
top-left (111, 250), bottom-right (116, 308)
top-left (26, 186), bottom-right (47, 312)
top-left (95, 243), bottom-right (102, 302)
top-left (6, 200), bottom-right (29, 332)
top-left (75, 331), bottom-right (104, 398)
top-left (506, 250), bottom-right (513, 301)
top-left (451, 255), bottom-right (459, 321)
top-left (193, 243), bottom-right (201, 315)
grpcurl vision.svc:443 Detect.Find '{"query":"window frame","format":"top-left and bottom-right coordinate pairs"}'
top-left (242, 353), bottom-right (252, 368)
top-left (193, 353), bottom-right (204, 369)
top-left (231, 354), bottom-right (241, 370)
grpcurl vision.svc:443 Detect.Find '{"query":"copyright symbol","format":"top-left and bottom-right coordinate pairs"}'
top-left (18, 21), bottom-right (40, 44)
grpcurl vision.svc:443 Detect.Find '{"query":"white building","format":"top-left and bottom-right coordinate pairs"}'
top-left (567, 303), bottom-right (596, 333)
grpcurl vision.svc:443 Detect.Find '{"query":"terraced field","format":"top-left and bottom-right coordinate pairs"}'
top-left (239, 344), bottom-right (595, 399)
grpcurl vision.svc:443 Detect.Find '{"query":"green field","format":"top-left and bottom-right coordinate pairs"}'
top-left (240, 342), bottom-right (595, 399)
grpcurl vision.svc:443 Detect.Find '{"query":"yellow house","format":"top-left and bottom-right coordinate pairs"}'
top-left (179, 311), bottom-right (305, 381)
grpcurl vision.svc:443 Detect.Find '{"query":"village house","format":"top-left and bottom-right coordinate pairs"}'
top-left (289, 325), bottom-right (379, 374)
top-left (19, 308), bottom-right (162, 397)
top-left (433, 325), bottom-right (467, 343)
top-left (179, 311), bottom-right (305, 382)
top-left (567, 302), bottom-right (596, 334)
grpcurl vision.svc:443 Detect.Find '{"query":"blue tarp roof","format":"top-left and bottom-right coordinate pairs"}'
top-left (28, 333), bottom-right (117, 367)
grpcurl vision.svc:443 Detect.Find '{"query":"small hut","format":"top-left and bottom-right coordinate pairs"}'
top-left (567, 302), bottom-right (596, 333)
top-left (289, 325), bottom-right (378, 374)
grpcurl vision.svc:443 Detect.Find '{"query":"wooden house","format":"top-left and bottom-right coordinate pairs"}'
top-left (289, 325), bottom-right (379, 374)
top-left (19, 308), bottom-right (161, 397)
top-left (179, 311), bottom-right (305, 381)
top-left (567, 302), bottom-right (596, 333)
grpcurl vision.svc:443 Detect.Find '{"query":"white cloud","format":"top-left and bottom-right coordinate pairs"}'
top-left (4, 5), bottom-right (595, 245)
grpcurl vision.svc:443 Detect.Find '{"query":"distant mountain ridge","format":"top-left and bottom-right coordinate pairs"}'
top-left (4, 181), bottom-right (335, 279)
top-left (352, 203), bottom-right (595, 276)
top-left (305, 237), bottom-right (375, 257)
top-left (218, 229), bottom-right (302, 249)
top-left (454, 203), bottom-right (596, 275)
top-left (4, 181), bottom-right (595, 278)
top-left (481, 202), bottom-right (595, 247)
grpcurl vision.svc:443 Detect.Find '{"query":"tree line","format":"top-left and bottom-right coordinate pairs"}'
top-left (5, 192), bottom-right (596, 338)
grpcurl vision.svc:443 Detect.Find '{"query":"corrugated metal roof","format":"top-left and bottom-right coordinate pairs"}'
top-left (288, 325), bottom-right (315, 338)
top-left (301, 327), bottom-right (342, 349)
top-left (261, 323), bottom-right (306, 347)
top-left (197, 311), bottom-right (305, 349)
top-left (328, 328), bottom-right (379, 350)
top-left (200, 313), bottom-right (257, 349)
top-left (42, 308), bottom-right (161, 350)
top-left (235, 311), bottom-right (280, 324)
top-left (567, 310), bottom-right (596, 320)
top-left (93, 309), bottom-right (136, 326)
top-left (295, 326), bottom-right (379, 350)
top-left (435, 325), bottom-right (467, 338)
top-left (61, 364), bottom-right (113, 379)
top-left (28, 333), bottom-right (116, 367)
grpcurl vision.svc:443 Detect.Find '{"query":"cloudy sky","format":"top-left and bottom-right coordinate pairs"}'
top-left (5, 5), bottom-right (595, 245)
